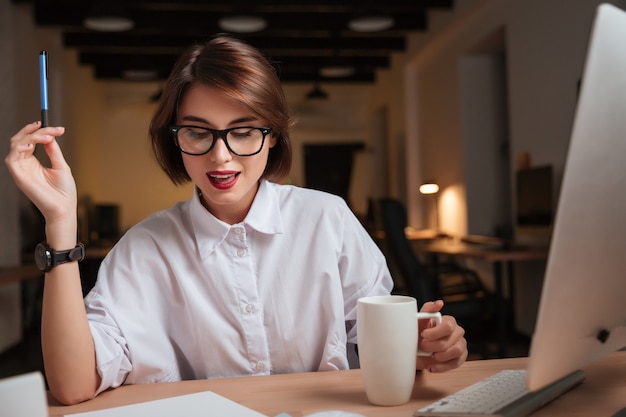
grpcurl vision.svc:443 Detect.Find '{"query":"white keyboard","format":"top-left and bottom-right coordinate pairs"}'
top-left (414, 369), bottom-right (585, 417)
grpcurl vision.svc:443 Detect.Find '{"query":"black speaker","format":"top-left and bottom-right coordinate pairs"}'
top-left (93, 204), bottom-right (120, 242)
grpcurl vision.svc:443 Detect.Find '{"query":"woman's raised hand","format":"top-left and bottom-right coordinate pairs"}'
top-left (5, 121), bottom-right (76, 223)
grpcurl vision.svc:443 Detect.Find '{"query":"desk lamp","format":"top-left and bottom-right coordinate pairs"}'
top-left (419, 181), bottom-right (439, 231)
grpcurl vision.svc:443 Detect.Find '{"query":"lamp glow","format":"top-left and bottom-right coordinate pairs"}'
top-left (419, 182), bottom-right (439, 195)
top-left (419, 181), bottom-right (439, 230)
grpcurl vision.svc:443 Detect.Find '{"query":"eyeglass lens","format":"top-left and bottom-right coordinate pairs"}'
top-left (176, 127), bottom-right (266, 156)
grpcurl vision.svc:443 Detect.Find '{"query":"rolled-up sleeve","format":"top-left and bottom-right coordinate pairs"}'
top-left (85, 292), bottom-right (132, 395)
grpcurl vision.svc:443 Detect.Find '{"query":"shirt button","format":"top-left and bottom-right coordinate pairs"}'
top-left (245, 304), bottom-right (254, 313)
top-left (234, 228), bottom-right (243, 235)
top-left (255, 362), bottom-right (265, 372)
top-left (237, 249), bottom-right (246, 257)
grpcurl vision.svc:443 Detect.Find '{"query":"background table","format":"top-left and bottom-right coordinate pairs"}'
top-left (414, 239), bottom-right (548, 357)
top-left (0, 265), bottom-right (40, 287)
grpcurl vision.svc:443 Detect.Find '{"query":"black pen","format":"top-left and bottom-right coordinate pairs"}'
top-left (39, 50), bottom-right (49, 127)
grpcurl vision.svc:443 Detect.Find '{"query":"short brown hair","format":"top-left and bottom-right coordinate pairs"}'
top-left (150, 34), bottom-right (293, 185)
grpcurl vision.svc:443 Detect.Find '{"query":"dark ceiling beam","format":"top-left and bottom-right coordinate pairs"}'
top-left (14, 0), bottom-right (455, 83)
top-left (63, 33), bottom-right (406, 52)
top-left (77, 52), bottom-right (388, 81)
top-left (77, 52), bottom-right (390, 64)
top-left (91, 66), bottom-right (377, 83)
top-left (35, 8), bottom-right (428, 32)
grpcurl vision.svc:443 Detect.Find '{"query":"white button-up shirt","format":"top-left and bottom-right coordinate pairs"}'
top-left (85, 180), bottom-right (393, 394)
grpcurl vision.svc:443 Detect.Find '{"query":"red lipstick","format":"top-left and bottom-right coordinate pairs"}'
top-left (206, 170), bottom-right (239, 190)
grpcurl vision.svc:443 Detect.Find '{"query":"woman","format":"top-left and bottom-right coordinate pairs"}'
top-left (5, 34), bottom-right (467, 405)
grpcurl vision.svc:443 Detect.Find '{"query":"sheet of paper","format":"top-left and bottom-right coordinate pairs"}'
top-left (64, 391), bottom-right (267, 417)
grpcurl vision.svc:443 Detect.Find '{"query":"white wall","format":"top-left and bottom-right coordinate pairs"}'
top-left (460, 52), bottom-right (511, 237)
top-left (0, 0), bottom-right (22, 352)
top-left (404, 1), bottom-right (508, 233)
top-left (505, 0), bottom-right (623, 193)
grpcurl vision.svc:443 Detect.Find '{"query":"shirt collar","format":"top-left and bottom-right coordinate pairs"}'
top-left (189, 180), bottom-right (284, 257)
top-left (245, 180), bottom-right (284, 235)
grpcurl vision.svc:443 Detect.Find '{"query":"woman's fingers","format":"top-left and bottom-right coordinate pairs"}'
top-left (7, 122), bottom-right (41, 161)
top-left (5, 122), bottom-right (75, 220)
top-left (6, 123), bottom-right (64, 188)
top-left (42, 128), bottom-right (70, 170)
top-left (6, 122), bottom-right (65, 165)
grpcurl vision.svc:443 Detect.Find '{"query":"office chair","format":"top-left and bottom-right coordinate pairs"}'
top-left (377, 198), bottom-right (497, 357)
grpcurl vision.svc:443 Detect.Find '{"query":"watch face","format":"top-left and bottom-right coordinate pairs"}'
top-left (34, 243), bottom-right (51, 272)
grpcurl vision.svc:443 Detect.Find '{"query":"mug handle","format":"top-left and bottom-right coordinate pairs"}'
top-left (415, 312), bottom-right (443, 356)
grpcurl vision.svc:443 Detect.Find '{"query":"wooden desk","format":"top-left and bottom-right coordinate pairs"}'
top-left (48, 352), bottom-right (626, 417)
top-left (415, 240), bottom-right (549, 358)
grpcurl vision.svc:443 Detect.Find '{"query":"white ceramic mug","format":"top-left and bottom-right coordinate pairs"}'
top-left (356, 295), bottom-right (442, 406)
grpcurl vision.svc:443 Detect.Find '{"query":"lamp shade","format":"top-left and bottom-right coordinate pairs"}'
top-left (419, 182), bottom-right (439, 195)
top-left (306, 82), bottom-right (329, 100)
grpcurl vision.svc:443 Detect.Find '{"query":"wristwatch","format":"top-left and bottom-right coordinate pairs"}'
top-left (34, 242), bottom-right (85, 272)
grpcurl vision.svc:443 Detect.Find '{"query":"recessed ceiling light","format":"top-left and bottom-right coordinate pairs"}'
top-left (84, 16), bottom-right (134, 31)
top-left (83, 2), bottom-right (134, 32)
top-left (320, 66), bottom-right (356, 78)
top-left (218, 15), bottom-right (268, 33)
top-left (348, 15), bottom-right (395, 32)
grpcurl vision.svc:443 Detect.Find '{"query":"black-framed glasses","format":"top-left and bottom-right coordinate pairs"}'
top-left (170, 125), bottom-right (272, 156)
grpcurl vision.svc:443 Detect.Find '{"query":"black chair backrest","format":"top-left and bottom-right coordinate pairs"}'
top-left (378, 198), bottom-right (437, 304)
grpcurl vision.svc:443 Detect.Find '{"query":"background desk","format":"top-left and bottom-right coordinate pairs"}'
top-left (0, 264), bottom-right (40, 287)
top-left (49, 352), bottom-right (626, 417)
top-left (413, 241), bottom-right (549, 357)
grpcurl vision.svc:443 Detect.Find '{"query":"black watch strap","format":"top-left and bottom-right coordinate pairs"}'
top-left (35, 242), bottom-right (85, 272)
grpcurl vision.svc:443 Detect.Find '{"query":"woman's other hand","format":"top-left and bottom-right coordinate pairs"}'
top-left (416, 300), bottom-right (469, 372)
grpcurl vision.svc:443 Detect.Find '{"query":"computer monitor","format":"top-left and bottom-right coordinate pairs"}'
top-left (526, 2), bottom-right (626, 391)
